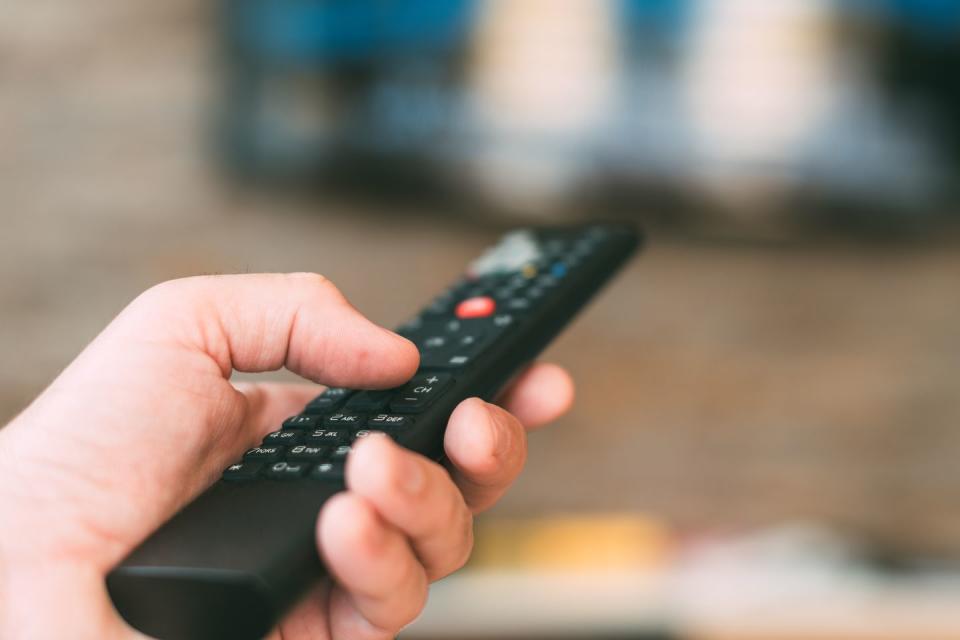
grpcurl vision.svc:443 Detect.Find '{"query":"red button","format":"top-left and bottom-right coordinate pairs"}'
top-left (455, 296), bottom-right (496, 319)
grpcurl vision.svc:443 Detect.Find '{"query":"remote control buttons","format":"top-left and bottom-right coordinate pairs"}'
top-left (287, 445), bottom-right (328, 461)
top-left (217, 230), bottom-right (621, 488)
top-left (244, 446), bottom-right (283, 462)
top-left (536, 274), bottom-right (559, 288)
top-left (305, 429), bottom-right (348, 445)
top-left (345, 390), bottom-right (392, 412)
top-left (304, 387), bottom-right (352, 414)
top-left (367, 414), bottom-right (411, 430)
top-left (455, 296), bottom-right (496, 319)
top-left (422, 335), bottom-right (448, 349)
top-left (222, 461), bottom-right (263, 481)
top-left (266, 461), bottom-right (309, 480)
top-left (263, 430), bottom-right (302, 446)
top-left (421, 330), bottom-right (492, 369)
top-left (329, 445), bottom-right (352, 461)
top-left (323, 413), bottom-right (365, 428)
top-left (505, 298), bottom-right (531, 312)
top-left (282, 414), bottom-right (321, 430)
top-left (310, 462), bottom-right (345, 482)
top-left (390, 373), bottom-right (452, 412)
top-left (444, 355), bottom-right (471, 368)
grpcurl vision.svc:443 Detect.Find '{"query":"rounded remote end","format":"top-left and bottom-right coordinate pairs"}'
top-left (107, 567), bottom-right (277, 640)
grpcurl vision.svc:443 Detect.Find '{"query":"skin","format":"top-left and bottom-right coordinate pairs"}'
top-left (0, 273), bottom-right (574, 639)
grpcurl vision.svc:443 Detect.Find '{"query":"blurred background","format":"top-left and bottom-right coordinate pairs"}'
top-left (2, 0), bottom-right (960, 638)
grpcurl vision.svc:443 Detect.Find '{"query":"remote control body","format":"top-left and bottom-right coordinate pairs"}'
top-left (107, 223), bottom-right (641, 640)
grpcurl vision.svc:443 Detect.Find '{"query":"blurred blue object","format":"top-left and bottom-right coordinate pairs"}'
top-left (234, 0), bottom-right (475, 62)
top-left (218, 0), bottom-right (960, 229)
top-left (874, 0), bottom-right (960, 38)
top-left (619, 0), bottom-right (689, 39)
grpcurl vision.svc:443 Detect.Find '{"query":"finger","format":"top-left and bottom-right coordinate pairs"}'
top-left (495, 362), bottom-right (575, 431)
top-left (317, 493), bottom-right (428, 639)
top-left (119, 272), bottom-right (420, 388)
top-left (347, 434), bottom-right (473, 581)
top-left (234, 382), bottom-right (320, 440)
top-left (443, 398), bottom-right (528, 513)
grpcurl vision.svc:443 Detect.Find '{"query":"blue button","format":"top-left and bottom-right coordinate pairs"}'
top-left (550, 263), bottom-right (567, 278)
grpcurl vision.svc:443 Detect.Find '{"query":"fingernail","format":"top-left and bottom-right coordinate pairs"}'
top-left (400, 451), bottom-right (426, 496)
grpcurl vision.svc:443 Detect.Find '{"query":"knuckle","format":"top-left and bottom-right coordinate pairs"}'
top-left (441, 489), bottom-right (466, 532)
top-left (380, 555), bottom-right (426, 625)
top-left (450, 510), bottom-right (475, 574)
top-left (132, 277), bottom-right (190, 309)
top-left (350, 499), bottom-right (382, 548)
top-left (130, 275), bottom-right (230, 316)
top-left (429, 495), bottom-right (473, 580)
top-left (125, 278), bottom-right (210, 330)
top-left (425, 464), bottom-right (460, 521)
top-left (358, 438), bottom-right (402, 496)
top-left (321, 492), bottom-right (368, 540)
top-left (395, 570), bottom-right (429, 628)
top-left (286, 272), bottom-right (344, 300)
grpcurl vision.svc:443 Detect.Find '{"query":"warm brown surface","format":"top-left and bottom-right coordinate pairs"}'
top-left (3, 0), bottom-right (960, 563)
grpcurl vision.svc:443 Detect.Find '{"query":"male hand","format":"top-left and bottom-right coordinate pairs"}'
top-left (0, 273), bottom-right (574, 639)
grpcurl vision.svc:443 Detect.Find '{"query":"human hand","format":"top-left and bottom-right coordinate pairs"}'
top-left (0, 273), bottom-right (573, 639)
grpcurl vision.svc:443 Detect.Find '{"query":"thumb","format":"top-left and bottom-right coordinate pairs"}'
top-left (114, 272), bottom-right (419, 388)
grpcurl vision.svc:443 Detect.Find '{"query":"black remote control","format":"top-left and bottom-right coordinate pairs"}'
top-left (107, 223), bottom-right (641, 640)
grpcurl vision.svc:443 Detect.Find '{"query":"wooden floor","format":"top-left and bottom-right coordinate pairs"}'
top-left (3, 0), bottom-right (960, 558)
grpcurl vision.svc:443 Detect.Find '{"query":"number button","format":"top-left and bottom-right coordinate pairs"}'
top-left (367, 414), bottom-right (411, 430)
top-left (323, 413), bottom-right (365, 428)
top-left (287, 445), bottom-right (328, 461)
top-left (305, 429), bottom-right (348, 445)
top-left (266, 461), bottom-right (309, 480)
top-left (244, 446), bottom-right (283, 462)
top-left (329, 445), bottom-right (352, 461)
top-left (263, 430), bottom-right (302, 446)
top-left (282, 414), bottom-right (321, 430)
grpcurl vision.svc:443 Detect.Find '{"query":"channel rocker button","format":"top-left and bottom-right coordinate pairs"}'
top-left (390, 373), bottom-right (453, 413)
top-left (455, 296), bottom-right (496, 319)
